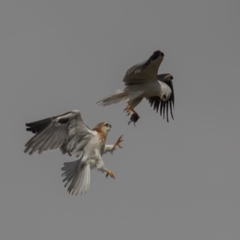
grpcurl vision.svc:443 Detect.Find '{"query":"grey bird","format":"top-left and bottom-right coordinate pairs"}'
top-left (97, 50), bottom-right (175, 124)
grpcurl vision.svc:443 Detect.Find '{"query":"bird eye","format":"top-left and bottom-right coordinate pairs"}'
top-left (163, 94), bottom-right (167, 100)
top-left (105, 123), bottom-right (111, 127)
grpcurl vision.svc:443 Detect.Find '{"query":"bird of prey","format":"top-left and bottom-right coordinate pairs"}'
top-left (24, 110), bottom-right (123, 195)
top-left (97, 50), bottom-right (175, 124)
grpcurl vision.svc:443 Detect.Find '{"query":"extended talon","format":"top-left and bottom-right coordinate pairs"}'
top-left (124, 105), bottom-right (132, 116)
top-left (106, 170), bottom-right (115, 179)
top-left (114, 135), bottom-right (123, 149)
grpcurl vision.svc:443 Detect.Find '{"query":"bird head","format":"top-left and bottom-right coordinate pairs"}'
top-left (93, 122), bottom-right (112, 135)
top-left (102, 122), bottom-right (112, 133)
top-left (159, 82), bottom-right (172, 102)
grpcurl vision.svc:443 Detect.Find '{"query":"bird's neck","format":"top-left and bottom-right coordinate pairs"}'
top-left (95, 130), bottom-right (107, 142)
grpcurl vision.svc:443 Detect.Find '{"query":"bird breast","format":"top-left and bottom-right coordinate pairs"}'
top-left (128, 81), bottom-right (161, 98)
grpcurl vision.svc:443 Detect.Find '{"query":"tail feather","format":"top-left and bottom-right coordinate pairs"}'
top-left (62, 159), bottom-right (81, 186)
top-left (97, 90), bottom-right (129, 106)
top-left (61, 160), bottom-right (91, 196)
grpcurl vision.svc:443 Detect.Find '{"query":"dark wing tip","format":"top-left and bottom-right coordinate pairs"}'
top-left (151, 50), bottom-right (164, 60)
top-left (147, 95), bottom-right (174, 122)
top-left (25, 118), bottom-right (52, 134)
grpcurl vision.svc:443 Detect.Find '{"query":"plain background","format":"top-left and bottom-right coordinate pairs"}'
top-left (0, 1), bottom-right (240, 240)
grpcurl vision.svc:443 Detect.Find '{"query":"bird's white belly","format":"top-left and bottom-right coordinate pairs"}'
top-left (81, 132), bottom-right (104, 167)
top-left (140, 82), bottom-right (161, 98)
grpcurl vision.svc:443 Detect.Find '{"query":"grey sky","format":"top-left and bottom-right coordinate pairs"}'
top-left (0, 1), bottom-right (240, 239)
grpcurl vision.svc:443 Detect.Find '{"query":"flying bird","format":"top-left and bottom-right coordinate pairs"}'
top-left (97, 50), bottom-right (175, 124)
top-left (24, 110), bottom-right (123, 195)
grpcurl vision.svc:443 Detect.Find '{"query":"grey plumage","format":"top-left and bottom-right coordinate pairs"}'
top-left (97, 50), bottom-right (175, 124)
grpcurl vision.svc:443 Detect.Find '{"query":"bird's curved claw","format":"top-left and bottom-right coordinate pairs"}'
top-left (106, 170), bottom-right (115, 179)
top-left (114, 135), bottom-right (123, 149)
top-left (124, 105), bottom-right (132, 116)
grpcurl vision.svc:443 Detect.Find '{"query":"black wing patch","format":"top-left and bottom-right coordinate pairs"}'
top-left (25, 111), bottom-right (72, 134)
top-left (147, 81), bottom-right (174, 122)
top-left (26, 117), bottom-right (53, 134)
top-left (139, 51), bottom-right (162, 72)
top-left (58, 117), bottom-right (69, 124)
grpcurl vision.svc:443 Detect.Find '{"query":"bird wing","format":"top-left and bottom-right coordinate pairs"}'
top-left (123, 51), bottom-right (164, 86)
top-left (147, 75), bottom-right (175, 122)
top-left (24, 110), bottom-right (93, 155)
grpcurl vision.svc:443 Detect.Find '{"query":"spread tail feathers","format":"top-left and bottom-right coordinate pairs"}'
top-left (97, 90), bottom-right (129, 106)
top-left (62, 160), bottom-right (91, 196)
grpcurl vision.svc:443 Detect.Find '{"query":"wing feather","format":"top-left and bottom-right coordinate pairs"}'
top-left (147, 76), bottom-right (175, 122)
top-left (123, 51), bottom-right (164, 85)
top-left (24, 110), bottom-right (93, 155)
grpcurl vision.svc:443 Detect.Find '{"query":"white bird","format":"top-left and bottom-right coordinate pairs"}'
top-left (97, 50), bottom-right (175, 124)
top-left (24, 110), bottom-right (123, 195)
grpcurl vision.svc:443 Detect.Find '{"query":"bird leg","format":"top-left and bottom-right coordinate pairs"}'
top-left (113, 135), bottom-right (123, 149)
top-left (124, 105), bottom-right (138, 115)
top-left (105, 169), bottom-right (115, 179)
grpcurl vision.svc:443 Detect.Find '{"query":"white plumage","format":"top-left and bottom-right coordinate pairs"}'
top-left (24, 110), bottom-right (123, 195)
top-left (97, 50), bottom-right (175, 124)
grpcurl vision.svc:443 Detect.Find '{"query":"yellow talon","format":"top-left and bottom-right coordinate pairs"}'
top-left (124, 105), bottom-right (132, 116)
top-left (114, 135), bottom-right (123, 149)
top-left (106, 170), bottom-right (115, 179)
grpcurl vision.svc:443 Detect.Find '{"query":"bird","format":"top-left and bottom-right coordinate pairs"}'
top-left (97, 50), bottom-right (175, 124)
top-left (24, 110), bottom-right (123, 195)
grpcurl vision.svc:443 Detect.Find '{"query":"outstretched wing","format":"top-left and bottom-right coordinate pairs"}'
top-left (123, 50), bottom-right (164, 86)
top-left (147, 74), bottom-right (175, 122)
top-left (24, 110), bottom-right (93, 155)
